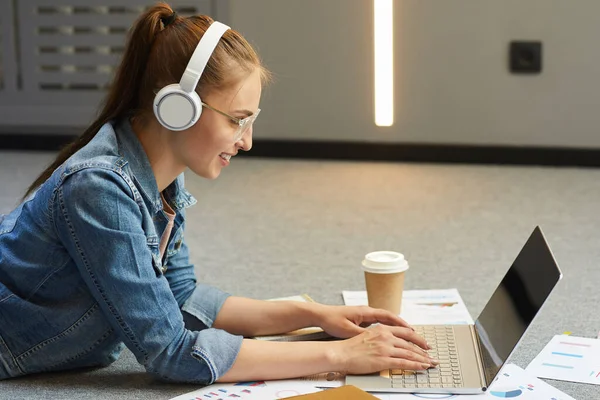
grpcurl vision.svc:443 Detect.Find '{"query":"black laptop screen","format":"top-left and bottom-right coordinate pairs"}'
top-left (474, 227), bottom-right (562, 386)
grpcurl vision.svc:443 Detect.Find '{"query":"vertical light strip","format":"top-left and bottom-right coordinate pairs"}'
top-left (374, 0), bottom-right (394, 126)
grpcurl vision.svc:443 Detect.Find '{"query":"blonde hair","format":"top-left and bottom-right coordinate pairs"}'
top-left (25, 2), bottom-right (270, 197)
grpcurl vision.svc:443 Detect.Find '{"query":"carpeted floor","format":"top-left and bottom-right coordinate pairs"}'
top-left (1, 151), bottom-right (598, 399)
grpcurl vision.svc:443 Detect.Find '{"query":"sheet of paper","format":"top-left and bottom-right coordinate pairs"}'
top-left (267, 294), bottom-right (315, 303)
top-left (168, 381), bottom-right (320, 400)
top-left (342, 289), bottom-right (474, 325)
top-left (372, 364), bottom-right (575, 399)
top-left (526, 334), bottom-right (600, 385)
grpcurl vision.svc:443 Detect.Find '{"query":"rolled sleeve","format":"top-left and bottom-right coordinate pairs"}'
top-left (182, 283), bottom-right (232, 328)
top-left (54, 167), bottom-right (242, 383)
top-left (191, 329), bottom-right (243, 383)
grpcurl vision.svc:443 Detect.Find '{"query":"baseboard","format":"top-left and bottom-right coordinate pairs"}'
top-left (244, 140), bottom-right (600, 167)
top-left (1, 133), bottom-right (600, 167)
top-left (0, 132), bottom-right (79, 151)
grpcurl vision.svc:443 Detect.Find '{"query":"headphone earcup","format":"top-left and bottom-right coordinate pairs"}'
top-left (153, 84), bottom-right (202, 131)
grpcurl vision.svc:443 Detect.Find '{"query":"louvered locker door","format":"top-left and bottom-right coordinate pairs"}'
top-left (0, 0), bottom-right (18, 97)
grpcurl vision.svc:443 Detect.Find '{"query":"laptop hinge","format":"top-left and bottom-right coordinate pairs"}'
top-left (469, 325), bottom-right (488, 390)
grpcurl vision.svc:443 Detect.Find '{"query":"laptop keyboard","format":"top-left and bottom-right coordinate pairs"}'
top-left (390, 326), bottom-right (463, 389)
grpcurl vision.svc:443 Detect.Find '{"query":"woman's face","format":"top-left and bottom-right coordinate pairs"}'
top-left (173, 68), bottom-right (262, 180)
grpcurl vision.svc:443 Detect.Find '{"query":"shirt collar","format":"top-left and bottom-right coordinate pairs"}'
top-left (115, 118), bottom-right (197, 213)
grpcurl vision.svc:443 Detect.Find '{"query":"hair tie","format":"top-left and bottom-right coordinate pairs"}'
top-left (161, 12), bottom-right (177, 28)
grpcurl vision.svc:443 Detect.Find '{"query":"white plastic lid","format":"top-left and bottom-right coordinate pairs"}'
top-left (362, 251), bottom-right (409, 274)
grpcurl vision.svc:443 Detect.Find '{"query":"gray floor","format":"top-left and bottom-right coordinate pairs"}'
top-left (1, 151), bottom-right (599, 399)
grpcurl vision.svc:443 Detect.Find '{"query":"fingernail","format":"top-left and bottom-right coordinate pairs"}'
top-left (429, 358), bottom-right (440, 365)
top-left (421, 363), bottom-right (431, 369)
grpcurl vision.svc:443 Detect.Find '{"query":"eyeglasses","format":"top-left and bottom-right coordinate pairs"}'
top-left (201, 102), bottom-right (261, 142)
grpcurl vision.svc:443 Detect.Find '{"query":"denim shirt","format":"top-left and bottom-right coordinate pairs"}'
top-left (0, 119), bottom-right (243, 383)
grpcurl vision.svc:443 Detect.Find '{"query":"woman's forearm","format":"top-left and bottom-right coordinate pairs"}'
top-left (217, 338), bottom-right (340, 382)
top-left (212, 296), bottom-right (322, 337)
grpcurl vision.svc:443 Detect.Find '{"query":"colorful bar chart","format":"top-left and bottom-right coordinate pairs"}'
top-left (526, 335), bottom-right (600, 386)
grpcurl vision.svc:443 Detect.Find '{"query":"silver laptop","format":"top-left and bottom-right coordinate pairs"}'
top-left (346, 226), bottom-right (563, 394)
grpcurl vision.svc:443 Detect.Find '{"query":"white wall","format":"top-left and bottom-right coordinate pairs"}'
top-left (229, 0), bottom-right (600, 147)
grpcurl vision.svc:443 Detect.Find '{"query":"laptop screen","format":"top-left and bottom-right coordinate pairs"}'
top-left (473, 227), bottom-right (562, 386)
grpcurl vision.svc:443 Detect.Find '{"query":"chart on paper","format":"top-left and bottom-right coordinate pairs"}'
top-left (485, 364), bottom-right (575, 399)
top-left (526, 334), bottom-right (600, 385)
top-left (168, 380), bottom-right (320, 400)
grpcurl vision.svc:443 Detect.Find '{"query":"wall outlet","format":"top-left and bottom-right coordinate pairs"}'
top-left (509, 41), bottom-right (543, 74)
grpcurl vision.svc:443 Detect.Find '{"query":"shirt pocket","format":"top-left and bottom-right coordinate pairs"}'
top-left (146, 235), bottom-right (165, 276)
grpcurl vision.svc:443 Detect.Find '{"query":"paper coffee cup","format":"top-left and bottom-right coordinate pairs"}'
top-left (362, 251), bottom-right (409, 315)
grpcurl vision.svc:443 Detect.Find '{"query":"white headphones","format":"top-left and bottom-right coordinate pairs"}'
top-left (153, 21), bottom-right (231, 131)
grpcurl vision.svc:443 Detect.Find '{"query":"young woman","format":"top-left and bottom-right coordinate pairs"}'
top-left (0, 3), bottom-right (437, 384)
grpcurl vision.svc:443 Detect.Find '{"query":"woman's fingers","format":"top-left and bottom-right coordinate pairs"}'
top-left (361, 307), bottom-right (412, 329)
top-left (341, 328), bottom-right (440, 375)
top-left (393, 336), bottom-right (431, 358)
top-left (386, 326), bottom-right (430, 350)
top-left (389, 346), bottom-right (433, 367)
top-left (372, 309), bottom-right (412, 328)
top-left (390, 358), bottom-right (432, 371)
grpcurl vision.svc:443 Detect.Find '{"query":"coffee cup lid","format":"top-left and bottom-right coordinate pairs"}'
top-left (362, 251), bottom-right (409, 274)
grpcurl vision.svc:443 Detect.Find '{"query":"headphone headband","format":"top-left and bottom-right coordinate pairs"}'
top-left (153, 20), bottom-right (230, 131)
top-left (180, 21), bottom-right (230, 93)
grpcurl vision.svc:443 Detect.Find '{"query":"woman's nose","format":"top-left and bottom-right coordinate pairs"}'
top-left (237, 126), bottom-right (253, 151)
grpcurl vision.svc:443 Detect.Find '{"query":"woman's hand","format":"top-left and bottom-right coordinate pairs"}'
top-left (331, 324), bottom-right (438, 374)
top-left (314, 304), bottom-right (416, 339)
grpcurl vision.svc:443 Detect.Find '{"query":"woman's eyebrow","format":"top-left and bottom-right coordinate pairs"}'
top-left (232, 109), bottom-right (254, 117)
